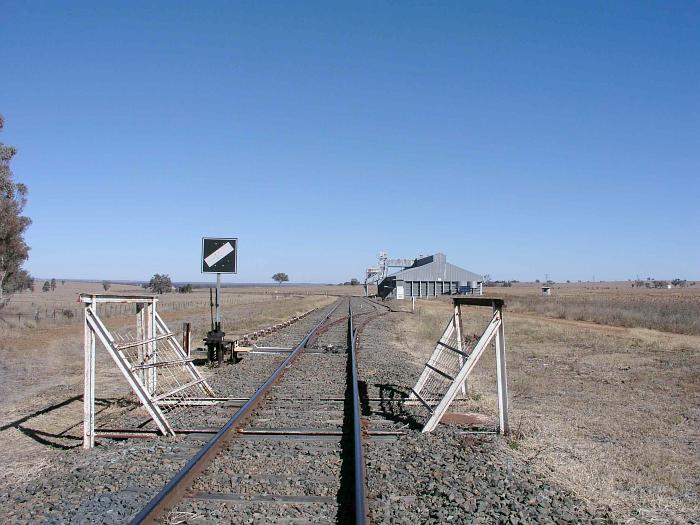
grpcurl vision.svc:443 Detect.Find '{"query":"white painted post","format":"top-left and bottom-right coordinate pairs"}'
top-left (152, 299), bottom-right (158, 394)
top-left (145, 300), bottom-right (156, 395)
top-left (454, 304), bottom-right (467, 397)
top-left (136, 303), bottom-right (145, 385)
top-left (83, 299), bottom-right (96, 449)
top-left (494, 305), bottom-right (509, 434)
top-left (412, 296), bottom-right (415, 312)
top-left (84, 310), bottom-right (174, 436)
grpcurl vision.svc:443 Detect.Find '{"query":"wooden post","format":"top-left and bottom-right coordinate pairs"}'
top-left (83, 299), bottom-right (96, 449)
top-left (183, 322), bottom-right (191, 357)
top-left (494, 304), bottom-right (509, 434)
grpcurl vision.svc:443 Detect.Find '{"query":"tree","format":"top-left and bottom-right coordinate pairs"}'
top-left (102, 280), bottom-right (111, 291)
top-left (178, 283), bottom-right (193, 293)
top-left (42, 281), bottom-right (50, 292)
top-left (3, 268), bottom-right (32, 294)
top-left (272, 272), bottom-right (289, 285)
top-left (50, 278), bottom-right (56, 291)
top-left (61, 280), bottom-right (65, 285)
top-left (350, 278), bottom-right (360, 286)
top-left (0, 115), bottom-right (31, 300)
top-left (148, 273), bottom-right (172, 294)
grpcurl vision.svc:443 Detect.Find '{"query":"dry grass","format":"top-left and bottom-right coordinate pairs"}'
top-left (0, 290), bottom-right (335, 403)
top-left (0, 281), bottom-right (354, 329)
top-left (505, 295), bottom-right (700, 335)
top-left (393, 298), bottom-right (700, 524)
top-left (484, 283), bottom-right (700, 335)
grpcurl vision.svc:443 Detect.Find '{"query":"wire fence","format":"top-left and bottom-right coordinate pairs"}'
top-left (0, 293), bottom-right (312, 329)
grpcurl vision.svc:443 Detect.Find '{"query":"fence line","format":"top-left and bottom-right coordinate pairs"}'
top-left (2, 293), bottom-right (309, 329)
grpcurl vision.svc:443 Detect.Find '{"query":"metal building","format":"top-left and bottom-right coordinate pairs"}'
top-left (377, 253), bottom-right (484, 299)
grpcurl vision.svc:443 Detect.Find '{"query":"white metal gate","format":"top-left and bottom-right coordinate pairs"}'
top-left (81, 294), bottom-right (215, 449)
top-left (408, 297), bottom-right (509, 433)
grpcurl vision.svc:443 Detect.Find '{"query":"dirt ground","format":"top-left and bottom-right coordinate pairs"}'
top-left (390, 296), bottom-right (699, 524)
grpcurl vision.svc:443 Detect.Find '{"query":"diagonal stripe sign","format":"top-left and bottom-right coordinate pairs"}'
top-left (204, 242), bottom-right (234, 268)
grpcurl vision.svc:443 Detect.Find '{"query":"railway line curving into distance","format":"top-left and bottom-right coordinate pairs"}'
top-left (0, 293), bottom-right (614, 524)
top-left (131, 296), bottom-right (389, 524)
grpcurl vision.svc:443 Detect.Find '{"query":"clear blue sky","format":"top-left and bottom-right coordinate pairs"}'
top-left (2, 1), bottom-right (698, 283)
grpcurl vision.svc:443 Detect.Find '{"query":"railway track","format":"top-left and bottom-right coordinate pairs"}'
top-left (1, 295), bottom-right (611, 524)
top-left (131, 296), bottom-right (386, 524)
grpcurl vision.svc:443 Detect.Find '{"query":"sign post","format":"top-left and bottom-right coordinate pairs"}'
top-left (215, 273), bottom-right (221, 323)
top-left (202, 237), bottom-right (237, 321)
top-left (201, 238), bottom-right (238, 364)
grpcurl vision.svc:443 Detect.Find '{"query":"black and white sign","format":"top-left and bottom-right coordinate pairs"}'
top-left (202, 238), bottom-right (237, 274)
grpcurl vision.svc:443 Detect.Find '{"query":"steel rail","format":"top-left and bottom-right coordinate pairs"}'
top-left (130, 299), bottom-right (343, 525)
top-left (349, 302), bottom-right (369, 525)
top-left (305, 309), bottom-right (374, 348)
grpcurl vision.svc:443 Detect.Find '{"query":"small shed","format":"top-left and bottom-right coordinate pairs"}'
top-left (542, 286), bottom-right (551, 296)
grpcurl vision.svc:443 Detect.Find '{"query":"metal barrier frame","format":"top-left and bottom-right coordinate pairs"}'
top-left (81, 294), bottom-right (214, 449)
top-left (409, 297), bottom-right (509, 434)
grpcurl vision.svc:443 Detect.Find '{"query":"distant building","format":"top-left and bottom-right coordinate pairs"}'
top-left (378, 253), bottom-right (484, 300)
top-left (542, 286), bottom-right (551, 296)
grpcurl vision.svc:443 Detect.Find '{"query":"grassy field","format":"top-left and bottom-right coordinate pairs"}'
top-left (0, 281), bottom-right (362, 329)
top-left (0, 283), bottom-right (344, 403)
top-left (391, 289), bottom-right (699, 524)
top-left (1, 281), bottom-right (697, 523)
top-left (484, 282), bottom-right (700, 335)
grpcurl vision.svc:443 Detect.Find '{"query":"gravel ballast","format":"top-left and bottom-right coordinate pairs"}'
top-left (357, 307), bottom-right (614, 524)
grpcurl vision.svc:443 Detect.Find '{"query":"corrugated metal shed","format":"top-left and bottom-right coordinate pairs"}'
top-left (392, 253), bottom-right (483, 282)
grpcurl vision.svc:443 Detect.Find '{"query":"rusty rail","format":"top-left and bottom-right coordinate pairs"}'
top-left (130, 300), bottom-right (342, 524)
